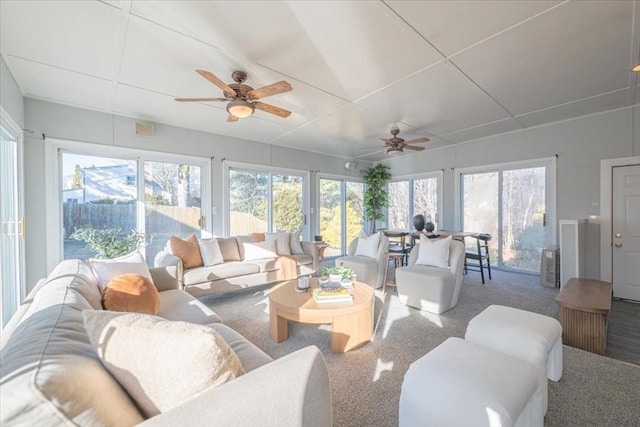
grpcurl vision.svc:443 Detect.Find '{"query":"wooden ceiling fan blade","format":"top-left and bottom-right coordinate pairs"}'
top-left (247, 81), bottom-right (292, 100)
top-left (404, 145), bottom-right (425, 151)
top-left (175, 97), bottom-right (227, 102)
top-left (404, 137), bottom-right (430, 145)
top-left (227, 114), bottom-right (239, 122)
top-left (254, 101), bottom-right (291, 118)
top-left (195, 69), bottom-right (235, 96)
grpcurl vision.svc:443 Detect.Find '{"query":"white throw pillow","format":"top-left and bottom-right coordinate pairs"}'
top-left (243, 236), bottom-right (278, 261)
top-left (416, 235), bottom-right (452, 268)
top-left (289, 229), bottom-right (304, 255)
top-left (89, 251), bottom-right (152, 291)
top-left (355, 232), bottom-right (380, 259)
top-left (82, 310), bottom-right (245, 418)
top-left (266, 232), bottom-right (292, 255)
top-left (198, 238), bottom-right (224, 266)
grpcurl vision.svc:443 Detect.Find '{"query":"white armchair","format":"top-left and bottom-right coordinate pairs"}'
top-left (395, 239), bottom-right (465, 314)
top-left (334, 232), bottom-right (389, 289)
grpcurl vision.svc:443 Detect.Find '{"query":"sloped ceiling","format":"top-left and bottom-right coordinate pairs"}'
top-left (1, 0), bottom-right (638, 161)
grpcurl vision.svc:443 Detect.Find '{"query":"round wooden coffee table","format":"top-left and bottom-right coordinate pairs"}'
top-left (268, 278), bottom-right (374, 353)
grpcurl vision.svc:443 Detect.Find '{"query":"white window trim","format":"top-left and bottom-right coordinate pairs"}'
top-left (0, 105), bottom-right (26, 319)
top-left (223, 160), bottom-right (311, 238)
top-left (45, 138), bottom-right (211, 270)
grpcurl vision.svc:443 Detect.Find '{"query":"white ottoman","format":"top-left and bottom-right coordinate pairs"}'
top-left (400, 337), bottom-right (540, 427)
top-left (465, 305), bottom-right (563, 423)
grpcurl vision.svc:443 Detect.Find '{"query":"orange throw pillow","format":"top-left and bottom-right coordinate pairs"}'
top-left (170, 234), bottom-right (203, 269)
top-left (102, 274), bottom-right (160, 315)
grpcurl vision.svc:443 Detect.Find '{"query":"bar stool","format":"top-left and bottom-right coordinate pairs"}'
top-left (383, 252), bottom-right (405, 287)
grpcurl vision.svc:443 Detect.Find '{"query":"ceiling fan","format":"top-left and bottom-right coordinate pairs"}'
top-left (175, 70), bottom-right (292, 122)
top-left (380, 127), bottom-right (429, 155)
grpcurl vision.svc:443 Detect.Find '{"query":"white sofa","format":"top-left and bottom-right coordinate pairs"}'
top-left (154, 233), bottom-right (318, 298)
top-left (0, 259), bottom-right (332, 427)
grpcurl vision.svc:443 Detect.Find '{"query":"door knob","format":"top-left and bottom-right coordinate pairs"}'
top-left (615, 233), bottom-right (622, 238)
top-left (614, 242), bottom-right (622, 248)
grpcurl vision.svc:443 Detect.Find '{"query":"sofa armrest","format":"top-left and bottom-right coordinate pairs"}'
top-left (149, 266), bottom-right (180, 292)
top-left (153, 251), bottom-right (184, 287)
top-left (301, 241), bottom-right (319, 272)
top-left (136, 345), bottom-right (332, 427)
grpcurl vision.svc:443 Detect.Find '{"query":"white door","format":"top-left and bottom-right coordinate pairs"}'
top-left (612, 165), bottom-right (640, 301)
top-left (0, 120), bottom-right (24, 328)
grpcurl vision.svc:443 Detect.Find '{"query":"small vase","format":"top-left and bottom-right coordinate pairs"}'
top-left (425, 221), bottom-right (435, 233)
top-left (413, 214), bottom-right (426, 231)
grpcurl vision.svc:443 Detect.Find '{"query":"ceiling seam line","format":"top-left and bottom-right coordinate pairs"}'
top-left (380, 0), bottom-right (524, 127)
top-left (109, 0), bottom-right (133, 112)
top-left (5, 54), bottom-right (110, 82)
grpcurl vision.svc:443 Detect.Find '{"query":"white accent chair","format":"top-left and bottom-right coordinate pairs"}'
top-left (334, 232), bottom-right (389, 289)
top-left (395, 239), bottom-right (465, 314)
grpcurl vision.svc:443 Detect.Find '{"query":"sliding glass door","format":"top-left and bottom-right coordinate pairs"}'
top-left (460, 160), bottom-right (554, 273)
top-left (319, 177), bottom-right (364, 257)
top-left (0, 120), bottom-right (24, 327)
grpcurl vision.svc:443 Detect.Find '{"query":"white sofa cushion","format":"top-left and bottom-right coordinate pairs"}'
top-left (83, 310), bottom-right (245, 417)
top-left (354, 232), bottom-right (380, 259)
top-left (198, 238), bottom-right (224, 266)
top-left (183, 262), bottom-right (261, 285)
top-left (243, 237), bottom-right (278, 261)
top-left (89, 251), bottom-right (153, 290)
top-left (416, 236), bottom-right (451, 268)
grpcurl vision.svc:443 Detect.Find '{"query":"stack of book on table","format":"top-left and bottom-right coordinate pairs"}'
top-left (312, 286), bottom-right (354, 304)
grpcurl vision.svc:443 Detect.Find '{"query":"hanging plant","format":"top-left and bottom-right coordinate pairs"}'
top-left (363, 164), bottom-right (391, 233)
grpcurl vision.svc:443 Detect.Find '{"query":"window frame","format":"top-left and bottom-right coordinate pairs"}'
top-left (223, 160), bottom-right (310, 239)
top-left (45, 139), bottom-right (211, 270)
top-left (386, 170), bottom-right (443, 230)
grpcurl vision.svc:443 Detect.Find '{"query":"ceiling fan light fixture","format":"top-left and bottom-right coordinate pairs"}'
top-left (633, 64), bottom-right (640, 72)
top-left (386, 147), bottom-right (403, 156)
top-left (227, 99), bottom-right (255, 118)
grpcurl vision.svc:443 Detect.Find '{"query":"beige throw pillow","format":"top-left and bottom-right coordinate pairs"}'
top-left (170, 234), bottom-right (203, 269)
top-left (82, 310), bottom-right (245, 418)
top-left (266, 232), bottom-right (292, 255)
top-left (217, 237), bottom-right (241, 261)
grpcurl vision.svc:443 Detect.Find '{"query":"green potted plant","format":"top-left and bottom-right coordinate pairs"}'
top-left (322, 262), bottom-right (355, 282)
top-left (363, 164), bottom-right (391, 233)
top-left (71, 227), bottom-right (150, 259)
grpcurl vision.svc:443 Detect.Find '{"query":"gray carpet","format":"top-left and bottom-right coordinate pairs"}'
top-left (202, 270), bottom-right (640, 426)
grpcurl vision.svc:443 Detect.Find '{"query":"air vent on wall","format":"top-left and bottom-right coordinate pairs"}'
top-left (135, 122), bottom-right (153, 137)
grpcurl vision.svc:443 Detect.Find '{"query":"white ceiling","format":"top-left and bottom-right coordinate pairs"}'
top-left (1, 0), bottom-right (639, 162)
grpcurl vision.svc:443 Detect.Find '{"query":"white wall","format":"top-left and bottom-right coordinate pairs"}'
top-left (23, 99), bottom-right (370, 289)
top-left (383, 106), bottom-right (638, 231)
top-left (0, 56), bottom-right (24, 127)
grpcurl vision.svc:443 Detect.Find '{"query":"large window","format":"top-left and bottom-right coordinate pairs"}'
top-left (50, 142), bottom-right (210, 268)
top-left (227, 165), bottom-right (307, 236)
top-left (459, 160), bottom-right (555, 273)
top-left (319, 177), bottom-right (364, 257)
top-left (388, 174), bottom-right (440, 230)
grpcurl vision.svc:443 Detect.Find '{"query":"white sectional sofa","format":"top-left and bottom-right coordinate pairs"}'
top-left (154, 233), bottom-right (318, 298)
top-left (0, 259), bottom-right (332, 427)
